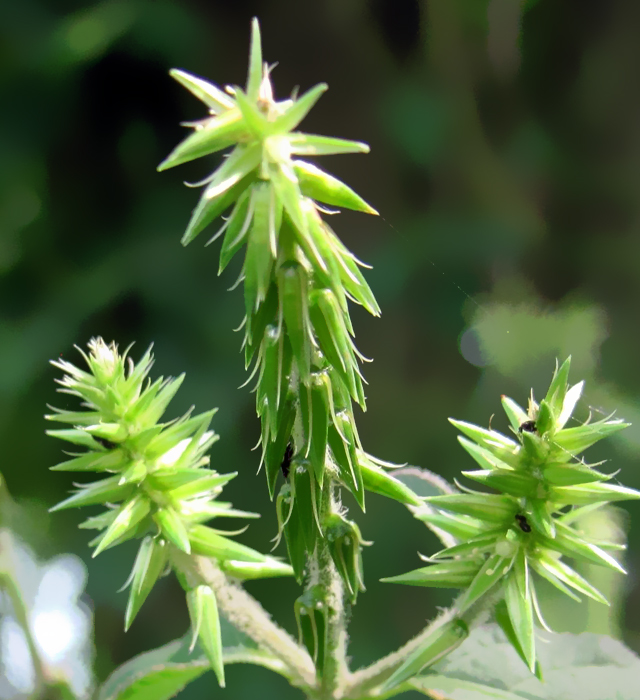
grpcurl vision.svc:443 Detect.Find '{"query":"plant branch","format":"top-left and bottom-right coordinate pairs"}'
top-left (172, 550), bottom-right (316, 688)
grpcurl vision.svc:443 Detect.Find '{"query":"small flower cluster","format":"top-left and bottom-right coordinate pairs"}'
top-left (47, 338), bottom-right (291, 686)
top-left (384, 358), bottom-right (639, 675)
top-left (160, 19), bottom-right (420, 589)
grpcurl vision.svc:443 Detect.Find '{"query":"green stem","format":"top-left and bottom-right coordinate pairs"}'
top-left (308, 482), bottom-right (349, 699)
top-left (171, 550), bottom-right (316, 689)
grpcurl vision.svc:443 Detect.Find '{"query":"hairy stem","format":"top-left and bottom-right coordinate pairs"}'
top-left (172, 550), bottom-right (316, 688)
top-left (308, 483), bottom-right (349, 699)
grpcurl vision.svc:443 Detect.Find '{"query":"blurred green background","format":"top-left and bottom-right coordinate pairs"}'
top-left (2, 0), bottom-right (640, 697)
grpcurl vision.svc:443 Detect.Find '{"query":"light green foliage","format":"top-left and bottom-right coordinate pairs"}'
top-left (386, 357), bottom-right (639, 675)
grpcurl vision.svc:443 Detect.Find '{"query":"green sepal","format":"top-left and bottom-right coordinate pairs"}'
top-left (457, 436), bottom-right (515, 473)
top-left (146, 469), bottom-right (234, 495)
top-left (462, 469), bottom-right (538, 498)
top-left (284, 499), bottom-right (307, 583)
top-left (540, 523), bottom-right (626, 573)
top-left (380, 619), bottom-right (468, 692)
top-left (457, 551), bottom-right (516, 614)
top-left (528, 557), bottom-right (582, 602)
top-left (118, 461), bottom-right (147, 486)
top-left (272, 84), bottom-right (328, 134)
top-left (93, 495), bottom-right (151, 557)
top-left (157, 109), bottom-right (245, 171)
top-left (233, 87), bottom-right (269, 139)
top-left (429, 531), bottom-right (505, 561)
top-left (245, 283), bottom-right (278, 367)
top-left (535, 399), bottom-right (555, 436)
top-left (257, 325), bottom-right (292, 435)
top-left (170, 472), bottom-right (237, 501)
top-left (291, 459), bottom-right (322, 553)
top-left (136, 375), bottom-right (186, 427)
top-left (182, 153), bottom-right (259, 246)
top-left (78, 510), bottom-right (118, 531)
top-left (244, 182), bottom-right (276, 322)
top-left (542, 463), bottom-right (610, 486)
top-left (360, 458), bottom-right (422, 506)
top-left (520, 431), bottom-right (549, 462)
top-left (381, 560), bottom-right (481, 589)
top-left (544, 357), bottom-right (572, 418)
top-left (413, 510), bottom-right (486, 542)
top-left (324, 513), bottom-right (366, 602)
top-left (423, 494), bottom-right (518, 524)
top-left (449, 419), bottom-right (519, 467)
top-left (308, 373), bottom-right (330, 486)
top-left (49, 449), bottom-right (127, 472)
top-left (245, 17), bottom-right (263, 101)
top-left (287, 133), bottom-right (370, 156)
top-left (268, 162), bottom-right (308, 237)
top-left (221, 557), bottom-right (294, 580)
top-left (295, 585), bottom-right (327, 670)
top-left (503, 552), bottom-right (535, 673)
top-left (309, 292), bottom-right (357, 404)
top-left (525, 498), bottom-right (555, 538)
top-left (494, 598), bottom-right (543, 681)
top-left (548, 482), bottom-right (640, 505)
top-left (169, 68), bottom-right (235, 113)
top-left (331, 240), bottom-right (380, 317)
top-left (188, 525), bottom-right (266, 563)
top-left (293, 160), bottom-right (377, 214)
top-left (218, 189), bottom-right (252, 274)
top-left (327, 415), bottom-right (365, 510)
top-left (501, 396), bottom-right (529, 433)
top-left (46, 428), bottom-right (114, 450)
top-left (49, 475), bottom-right (132, 511)
top-left (125, 536), bottom-right (169, 631)
top-left (535, 554), bottom-right (609, 605)
top-left (153, 508), bottom-right (191, 554)
top-left (186, 585), bottom-right (225, 687)
top-left (551, 420), bottom-right (629, 459)
top-left (278, 261), bottom-right (312, 385)
top-left (264, 393), bottom-right (295, 500)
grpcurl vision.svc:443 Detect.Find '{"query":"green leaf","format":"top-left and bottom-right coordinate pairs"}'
top-left (420, 623), bottom-right (640, 700)
top-left (97, 637), bottom-right (208, 700)
top-left (294, 160), bottom-right (378, 214)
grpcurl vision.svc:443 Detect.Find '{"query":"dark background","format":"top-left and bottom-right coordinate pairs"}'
top-left (2, 0), bottom-right (640, 697)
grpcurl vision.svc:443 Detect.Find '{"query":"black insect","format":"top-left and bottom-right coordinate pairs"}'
top-left (515, 514), bottom-right (531, 533)
top-left (93, 436), bottom-right (117, 450)
top-left (281, 442), bottom-right (294, 478)
top-left (518, 420), bottom-right (537, 434)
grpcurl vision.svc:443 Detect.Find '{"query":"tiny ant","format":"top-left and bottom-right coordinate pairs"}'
top-left (93, 436), bottom-right (117, 450)
top-left (281, 442), bottom-right (293, 478)
top-left (518, 420), bottom-right (537, 434)
top-left (515, 514), bottom-right (531, 533)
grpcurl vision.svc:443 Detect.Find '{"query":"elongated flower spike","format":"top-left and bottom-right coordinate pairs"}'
top-left (383, 358), bottom-right (638, 676)
top-left (47, 338), bottom-right (293, 674)
top-left (161, 18), bottom-right (419, 595)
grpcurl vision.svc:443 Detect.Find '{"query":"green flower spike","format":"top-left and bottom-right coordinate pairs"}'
top-left (47, 338), bottom-right (292, 684)
top-left (160, 18), bottom-right (417, 595)
top-left (383, 358), bottom-right (638, 677)
top-left (158, 18), bottom-right (382, 511)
